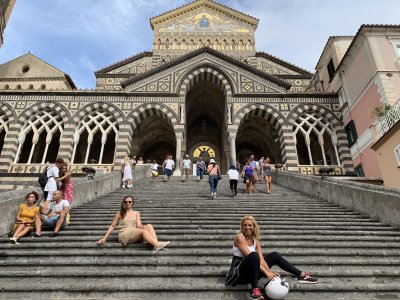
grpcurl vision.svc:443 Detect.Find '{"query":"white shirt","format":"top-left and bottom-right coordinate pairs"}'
top-left (227, 169), bottom-right (240, 180)
top-left (49, 199), bottom-right (70, 212)
top-left (183, 159), bottom-right (191, 169)
top-left (44, 165), bottom-right (59, 200)
top-left (164, 159), bottom-right (175, 170)
top-left (151, 163), bottom-right (159, 171)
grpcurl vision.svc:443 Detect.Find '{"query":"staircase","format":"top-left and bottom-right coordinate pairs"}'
top-left (1, 176), bottom-right (400, 299)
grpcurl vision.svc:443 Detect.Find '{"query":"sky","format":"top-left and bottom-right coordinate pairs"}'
top-left (1, 0), bottom-right (400, 89)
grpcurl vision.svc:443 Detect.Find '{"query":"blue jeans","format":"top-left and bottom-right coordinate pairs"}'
top-left (42, 214), bottom-right (66, 228)
top-left (197, 168), bottom-right (204, 179)
top-left (209, 175), bottom-right (219, 193)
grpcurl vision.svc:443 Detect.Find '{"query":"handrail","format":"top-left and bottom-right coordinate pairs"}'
top-left (375, 100), bottom-right (400, 138)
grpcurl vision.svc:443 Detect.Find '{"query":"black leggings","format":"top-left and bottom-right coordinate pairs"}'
top-left (235, 251), bottom-right (302, 288)
top-left (229, 180), bottom-right (238, 194)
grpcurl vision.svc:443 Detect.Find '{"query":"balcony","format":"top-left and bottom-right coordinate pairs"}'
top-left (375, 100), bottom-right (400, 138)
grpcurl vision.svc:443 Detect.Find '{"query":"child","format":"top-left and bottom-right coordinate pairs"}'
top-left (151, 160), bottom-right (160, 183)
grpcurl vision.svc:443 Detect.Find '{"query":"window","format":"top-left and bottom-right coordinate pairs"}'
top-left (327, 58), bottom-right (336, 82)
top-left (354, 164), bottom-right (364, 177)
top-left (395, 144), bottom-right (400, 166)
top-left (345, 120), bottom-right (358, 147)
top-left (338, 88), bottom-right (348, 107)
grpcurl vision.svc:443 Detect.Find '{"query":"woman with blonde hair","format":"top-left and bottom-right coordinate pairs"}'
top-left (225, 215), bottom-right (318, 300)
top-left (97, 195), bottom-right (169, 251)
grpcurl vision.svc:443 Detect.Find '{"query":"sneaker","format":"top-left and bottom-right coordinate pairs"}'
top-left (32, 233), bottom-right (41, 238)
top-left (298, 272), bottom-right (319, 284)
top-left (49, 232), bottom-right (58, 238)
top-left (250, 287), bottom-right (264, 300)
top-left (9, 237), bottom-right (19, 245)
top-left (154, 241), bottom-right (170, 251)
top-left (231, 190), bottom-right (235, 197)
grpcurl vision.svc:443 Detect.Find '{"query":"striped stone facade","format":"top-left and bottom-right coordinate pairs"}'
top-left (0, 0), bottom-right (354, 174)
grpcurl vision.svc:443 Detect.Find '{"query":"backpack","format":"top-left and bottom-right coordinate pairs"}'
top-left (38, 166), bottom-right (54, 189)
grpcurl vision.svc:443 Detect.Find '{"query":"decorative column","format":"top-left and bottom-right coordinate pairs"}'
top-left (228, 132), bottom-right (237, 166)
top-left (180, 104), bottom-right (185, 124)
top-left (174, 131), bottom-right (183, 175)
top-left (227, 104), bottom-right (232, 124)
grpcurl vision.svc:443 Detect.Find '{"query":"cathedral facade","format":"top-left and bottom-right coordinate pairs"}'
top-left (0, 0), bottom-right (353, 174)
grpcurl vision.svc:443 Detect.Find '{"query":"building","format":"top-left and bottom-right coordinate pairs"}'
top-left (0, 0), bottom-right (353, 175)
top-left (0, 0), bottom-right (16, 47)
top-left (310, 25), bottom-right (400, 181)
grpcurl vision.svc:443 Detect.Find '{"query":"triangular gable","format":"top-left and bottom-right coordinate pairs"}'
top-left (121, 47), bottom-right (291, 95)
top-left (0, 53), bottom-right (76, 88)
top-left (256, 52), bottom-right (312, 76)
top-left (95, 51), bottom-right (153, 74)
top-left (0, 53), bottom-right (66, 78)
top-left (150, 0), bottom-right (258, 31)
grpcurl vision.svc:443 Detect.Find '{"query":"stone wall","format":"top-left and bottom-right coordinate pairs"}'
top-left (0, 165), bottom-right (150, 236)
top-left (273, 171), bottom-right (400, 228)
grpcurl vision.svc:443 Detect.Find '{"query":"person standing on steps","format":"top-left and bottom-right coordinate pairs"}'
top-left (60, 163), bottom-right (74, 204)
top-left (121, 155), bottom-right (133, 188)
top-left (9, 191), bottom-right (40, 244)
top-left (151, 160), bottom-right (160, 183)
top-left (249, 155), bottom-right (258, 193)
top-left (242, 160), bottom-right (255, 194)
top-left (196, 157), bottom-right (206, 182)
top-left (261, 157), bottom-right (274, 194)
top-left (258, 157), bottom-right (265, 182)
top-left (227, 165), bottom-right (240, 197)
top-left (207, 158), bottom-right (221, 200)
top-left (225, 215), bottom-right (319, 300)
top-left (96, 195), bottom-right (170, 251)
top-left (163, 155), bottom-right (175, 182)
top-left (181, 154), bottom-right (192, 182)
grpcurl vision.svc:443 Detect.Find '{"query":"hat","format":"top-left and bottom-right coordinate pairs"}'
top-left (209, 159), bottom-right (216, 164)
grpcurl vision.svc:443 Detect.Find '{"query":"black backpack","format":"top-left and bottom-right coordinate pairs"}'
top-left (38, 166), bottom-right (54, 189)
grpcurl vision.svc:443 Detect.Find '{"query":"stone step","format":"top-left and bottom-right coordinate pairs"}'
top-left (2, 256), bottom-right (399, 266)
top-left (0, 265), bottom-right (399, 277)
top-left (2, 247), bottom-right (400, 257)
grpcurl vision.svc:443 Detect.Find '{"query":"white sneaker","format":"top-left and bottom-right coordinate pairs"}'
top-left (154, 241), bottom-right (170, 251)
top-left (9, 237), bottom-right (20, 245)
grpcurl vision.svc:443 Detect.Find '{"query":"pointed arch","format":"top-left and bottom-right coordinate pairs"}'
top-left (71, 103), bottom-right (123, 164)
top-left (15, 102), bottom-right (68, 164)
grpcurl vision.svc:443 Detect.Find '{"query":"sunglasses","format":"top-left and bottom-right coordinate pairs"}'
top-left (124, 201), bottom-right (133, 204)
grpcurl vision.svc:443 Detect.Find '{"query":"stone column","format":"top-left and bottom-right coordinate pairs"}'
top-left (180, 104), bottom-right (185, 124)
top-left (227, 104), bottom-right (232, 124)
top-left (229, 132), bottom-right (237, 166)
top-left (174, 131), bottom-right (183, 175)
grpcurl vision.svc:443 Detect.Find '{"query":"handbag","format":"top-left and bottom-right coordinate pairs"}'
top-left (225, 259), bottom-right (242, 286)
top-left (218, 173), bottom-right (222, 180)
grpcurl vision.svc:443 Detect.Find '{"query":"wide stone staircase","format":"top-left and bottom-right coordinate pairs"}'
top-left (1, 176), bottom-right (400, 299)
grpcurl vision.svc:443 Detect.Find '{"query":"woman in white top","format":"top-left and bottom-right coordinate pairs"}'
top-left (121, 156), bottom-right (133, 188)
top-left (225, 216), bottom-right (318, 300)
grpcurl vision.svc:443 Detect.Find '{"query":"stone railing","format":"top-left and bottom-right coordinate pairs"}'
top-left (273, 171), bottom-right (400, 228)
top-left (0, 165), bottom-right (150, 236)
top-left (375, 100), bottom-right (400, 138)
top-left (8, 163), bottom-right (117, 174)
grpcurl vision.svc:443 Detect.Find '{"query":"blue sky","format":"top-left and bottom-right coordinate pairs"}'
top-left (1, 0), bottom-right (400, 89)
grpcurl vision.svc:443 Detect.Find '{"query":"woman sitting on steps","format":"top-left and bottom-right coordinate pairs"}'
top-left (97, 195), bottom-right (170, 251)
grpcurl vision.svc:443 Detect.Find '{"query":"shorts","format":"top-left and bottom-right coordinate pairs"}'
top-left (245, 174), bottom-right (253, 182)
top-left (42, 214), bottom-right (66, 228)
top-left (152, 170), bottom-right (158, 177)
top-left (183, 168), bottom-right (190, 175)
top-left (165, 169), bottom-right (172, 176)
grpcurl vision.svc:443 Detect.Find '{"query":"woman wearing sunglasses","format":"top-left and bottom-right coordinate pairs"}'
top-left (96, 195), bottom-right (170, 251)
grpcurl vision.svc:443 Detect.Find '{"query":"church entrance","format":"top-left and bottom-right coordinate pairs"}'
top-left (185, 79), bottom-right (227, 169)
top-left (236, 111), bottom-right (283, 167)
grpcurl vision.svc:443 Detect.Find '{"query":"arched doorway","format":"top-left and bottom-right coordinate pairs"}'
top-left (185, 79), bottom-right (227, 169)
top-left (130, 108), bottom-right (176, 164)
top-left (236, 108), bottom-right (284, 167)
